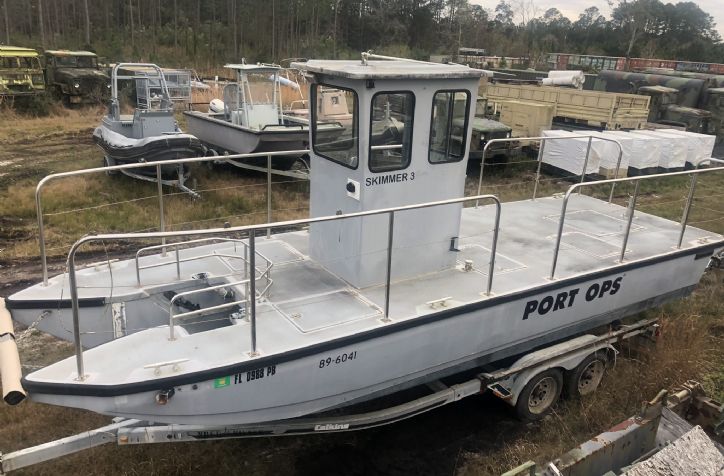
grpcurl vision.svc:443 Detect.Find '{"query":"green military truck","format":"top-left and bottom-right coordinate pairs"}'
top-left (458, 96), bottom-right (518, 164)
top-left (43, 50), bottom-right (110, 105)
top-left (594, 70), bottom-right (721, 138)
top-left (0, 45), bottom-right (45, 97)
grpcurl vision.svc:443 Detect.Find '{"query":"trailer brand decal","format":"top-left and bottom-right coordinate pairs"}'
top-left (314, 423), bottom-right (350, 431)
top-left (365, 172), bottom-right (415, 187)
top-left (215, 365), bottom-right (277, 388)
top-left (523, 277), bottom-right (623, 320)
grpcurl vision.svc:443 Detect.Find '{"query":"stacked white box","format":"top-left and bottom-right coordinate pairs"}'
top-left (541, 130), bottom-right (601, 176)
top-left (631, 130), bottom-right (688, 170)
top-left (586, 131), bottom-right (628, 177)
top-left (606, 131), bottom-right (660, 173)
top-left (659, 129), bottom-right (716, 167)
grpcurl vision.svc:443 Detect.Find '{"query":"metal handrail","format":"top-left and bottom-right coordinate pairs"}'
top-left (549, 165), bottom-right (724, 280)
top-left (370, 144), bottom-right (404, 151)
top-left (134, 237), bottom-right (273, 287)
top-left (475, 134), bottom-right (624, 206)
top-left (35, 149), bottom-right (310, 285)
top-left (65, 193), bottom-right (501, 380)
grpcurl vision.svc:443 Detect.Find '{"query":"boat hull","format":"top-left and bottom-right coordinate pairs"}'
top-left (24, 247), bottom-right (716, 426)
top-left (92, 127), bottom-right (204, 178)
top-left (184, 111), bottom-right (307, 156)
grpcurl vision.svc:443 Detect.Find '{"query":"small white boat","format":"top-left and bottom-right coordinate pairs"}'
top-left (5, 55), bottom-right (723, 427)
top-left (183, 63), bottom-right (344, 170)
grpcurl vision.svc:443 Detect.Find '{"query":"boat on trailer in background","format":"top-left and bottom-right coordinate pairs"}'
top-left (184, 62), bottom-right (345, 172)
top-left (93, 63), bottom-right (204, 193)
top-left (2, 54), bottom-right (723, 432)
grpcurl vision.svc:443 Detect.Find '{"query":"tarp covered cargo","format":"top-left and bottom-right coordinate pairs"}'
top-left (579, 131), bottom-right (625, 172)
top-left (659, 129), bottom-right (716, 166)
top-left (630, 130), bottom-right (688, 170)
top-left (541, 130), bottom-right (600, 175)
top-left (606, 131), bottom-right (661, 173)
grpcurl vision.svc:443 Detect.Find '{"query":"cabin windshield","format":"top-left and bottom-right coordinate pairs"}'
top-left (54, 55), bottom-right (97, 68)
top-left (369, 92), bottom-right (414, 172)
top-left (312, 83), bottom-right (358, 168)
top-left (243, 72), bottom-right (278, 105)
top-left (429, 90), bottom-right (470, 163)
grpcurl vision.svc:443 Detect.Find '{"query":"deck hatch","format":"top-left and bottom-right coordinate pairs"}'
top-left (277, 290), bottom-right (381, 332)
top-left (457, 244), bottom-right (526, 275)
top-left (544, 209), bottom-right (643, 237)
top-left (559, 232), bottom-right (628, 259)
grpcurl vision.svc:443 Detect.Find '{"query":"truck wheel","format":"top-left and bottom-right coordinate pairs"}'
top-left (564, 352), bottom-right (607, 398)
top-left (515, 368), bottom-right (563, 421)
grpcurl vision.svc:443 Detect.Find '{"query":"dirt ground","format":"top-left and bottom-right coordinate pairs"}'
top-left (0, 110), bottom-right (722, 475)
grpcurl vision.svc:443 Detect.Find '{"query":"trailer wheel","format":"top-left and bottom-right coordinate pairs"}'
top-left (515, 368), bottom-right (563, 421)
top-left (565, 352), bottom-right (607, 398)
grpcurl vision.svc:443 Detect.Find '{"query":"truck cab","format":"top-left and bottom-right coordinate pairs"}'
top-left (43, 50), bottom-right (110, 105)
top-left (639, 85), bottom-right (711, 133)
top-left (0, 45), bottom-right (45, 97)
top-left (705, 88), bottom-right (724, 140)
top-left (464, 96), bottom-right (518, 164)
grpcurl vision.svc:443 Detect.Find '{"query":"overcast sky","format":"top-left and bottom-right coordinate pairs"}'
top-left (470, 0), bottom-right (724, 40)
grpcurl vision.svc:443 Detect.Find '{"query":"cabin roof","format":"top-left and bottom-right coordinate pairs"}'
top-left (45, 50), bottom-right (98, 57)
top-left (0, 45), bottom-right (39, 56)
top-left (292, 60), bottom-right (483, 80)
top-left (224, 63), bottom-right (281, 73)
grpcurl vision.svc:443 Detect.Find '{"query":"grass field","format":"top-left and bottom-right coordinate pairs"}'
top-left (0, 109), bottom-right (722, 475)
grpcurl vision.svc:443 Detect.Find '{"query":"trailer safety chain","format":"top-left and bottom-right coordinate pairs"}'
top-left (14, 310), bottom-right (51, 345)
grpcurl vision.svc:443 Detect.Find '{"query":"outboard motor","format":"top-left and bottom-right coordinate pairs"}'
top-left (209, 98), bottom-right (225, 114)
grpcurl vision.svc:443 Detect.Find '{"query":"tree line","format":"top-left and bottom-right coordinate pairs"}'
top-left (0, 0), bottom-right (722, 70)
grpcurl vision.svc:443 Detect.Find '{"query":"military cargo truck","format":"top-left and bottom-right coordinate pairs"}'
top-left (637, 85), bottom-right (711, 133)
top-left (485, 83), bottom-right (650, 130)
top-left (0, 45), bottom-right (45, 97)
top-left (706, 88), bottom-right (724, 140)
top-left (464, 96), bottom-right (519, 163)
top-left (43, 50), bottom-right (109, 105)
top-left (594, 70), bottom-right (704, 108)
top-left (594, 70), bottom-right (720, 137)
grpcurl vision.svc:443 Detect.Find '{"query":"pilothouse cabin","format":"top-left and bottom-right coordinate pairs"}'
top-left (295, 59), bottom-right (484, 287)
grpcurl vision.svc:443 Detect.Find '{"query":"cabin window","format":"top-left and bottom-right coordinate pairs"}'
top-left (369, 91), bottom-right (414, 173)
top-left (429, 90), bottom-right (470, 164)
top-left (312, 84), bottom-right (358, 169)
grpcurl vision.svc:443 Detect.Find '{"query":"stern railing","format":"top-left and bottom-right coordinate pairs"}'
top-left (549, 163), bottom-right (724, 280)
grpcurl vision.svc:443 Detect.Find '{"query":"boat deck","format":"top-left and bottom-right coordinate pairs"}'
top-left (24, 194), bottom-right (722, 386)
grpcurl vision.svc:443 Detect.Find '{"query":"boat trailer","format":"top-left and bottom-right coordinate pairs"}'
top-left (0, 318), bottom-right (660, 474)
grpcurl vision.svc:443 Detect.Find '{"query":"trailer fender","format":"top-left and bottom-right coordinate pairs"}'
top-left (491, 335), bottom-right (616, 407)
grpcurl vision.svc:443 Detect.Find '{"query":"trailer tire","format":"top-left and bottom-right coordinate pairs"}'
top-left (564, 352), bottom-right (607, 398)
top-left (515, 368), bottom-right (563, 421)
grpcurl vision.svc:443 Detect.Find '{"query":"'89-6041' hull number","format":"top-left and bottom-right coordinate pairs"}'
top-left (319, 351), bottom-right (357, 369)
